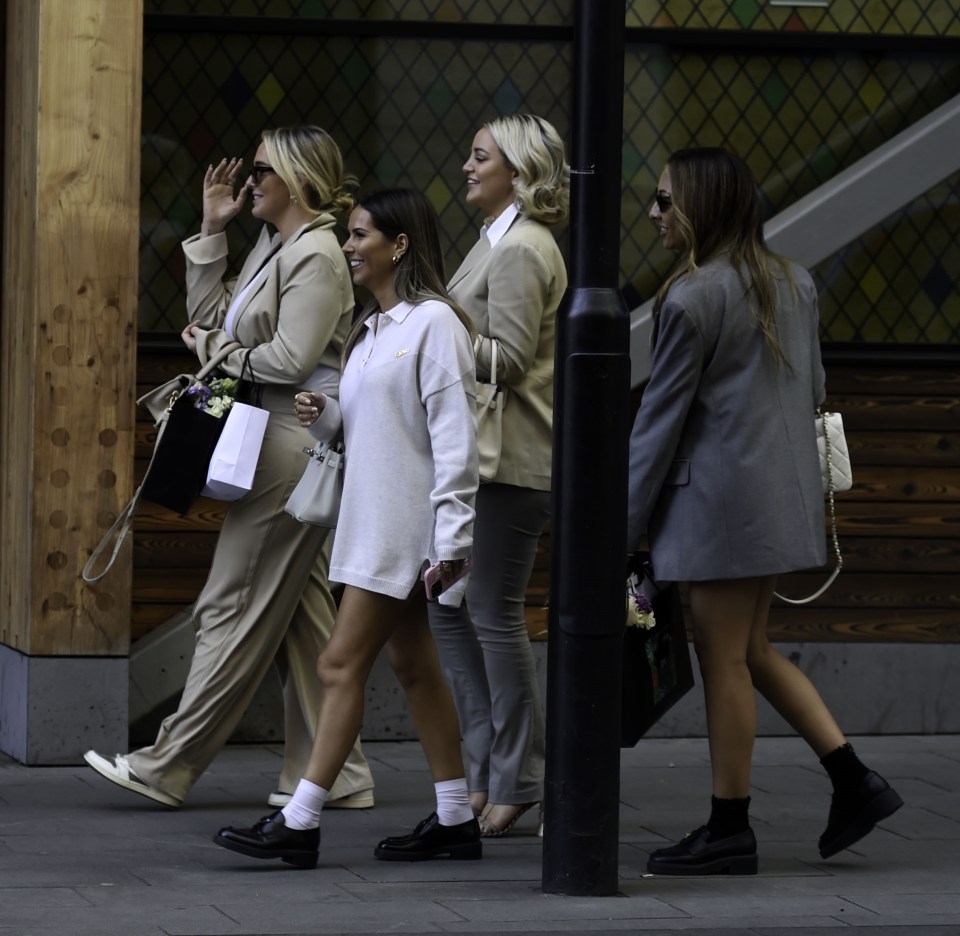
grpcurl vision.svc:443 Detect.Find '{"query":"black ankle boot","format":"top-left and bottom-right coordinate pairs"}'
top-left (707, 795), bottom-right (751, 840)
top-left (819, 770), bottom-right (903, 859)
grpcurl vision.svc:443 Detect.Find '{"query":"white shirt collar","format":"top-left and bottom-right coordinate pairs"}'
top-left (483, 203), bottom-right (520, 248)
top-left (363, 300), bottom-right (415, 333)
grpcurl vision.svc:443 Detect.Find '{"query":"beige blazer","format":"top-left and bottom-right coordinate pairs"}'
top-left (182, 214), bottom-right (354, 410)
top-left (447, 214), bottom-right (567, 491)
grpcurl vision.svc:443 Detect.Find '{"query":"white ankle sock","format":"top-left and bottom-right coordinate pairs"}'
top-left (435, 778), bottom-right (473, 826)
top-left (281, 779), bottom-right (328, 830)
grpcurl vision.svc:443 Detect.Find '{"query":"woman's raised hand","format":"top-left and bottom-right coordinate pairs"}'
top-left (200, 157), bottom-right (248, 236)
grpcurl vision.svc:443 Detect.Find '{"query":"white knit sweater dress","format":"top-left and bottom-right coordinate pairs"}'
top-left (310, 299), bottom-right (478, 604)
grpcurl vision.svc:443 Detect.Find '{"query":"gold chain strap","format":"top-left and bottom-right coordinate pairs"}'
top-left (820, 409), bottom-right (843, 571)
top-left (774, 412), bottom-right (844, 604)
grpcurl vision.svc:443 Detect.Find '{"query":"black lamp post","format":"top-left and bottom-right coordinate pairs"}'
top-left (541, 0), bottom-right (631, 898)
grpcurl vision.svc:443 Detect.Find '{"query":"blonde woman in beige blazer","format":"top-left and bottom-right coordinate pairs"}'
top-left (429, 115), bottom-right (569, 836)
top-left (85, 127), bottom-right (373, 811)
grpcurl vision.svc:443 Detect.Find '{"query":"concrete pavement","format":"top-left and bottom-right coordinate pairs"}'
top-left (1, 735), bottom-right (958, 934)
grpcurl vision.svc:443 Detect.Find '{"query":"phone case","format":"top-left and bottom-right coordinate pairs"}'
top-left (423, 556), bottom-right (473, 600)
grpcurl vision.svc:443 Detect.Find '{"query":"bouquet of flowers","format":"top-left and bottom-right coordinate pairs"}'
top-left (184, 376), bottom-right (239, 418)
top-left (626, 573), bottom-right (656, 630)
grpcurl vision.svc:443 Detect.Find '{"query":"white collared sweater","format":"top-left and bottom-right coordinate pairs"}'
top-left (310, 299), bottom-right (478, 602)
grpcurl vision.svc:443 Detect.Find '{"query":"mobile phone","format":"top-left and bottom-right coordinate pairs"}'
top-left (423, 556), bottom-right (474, 600)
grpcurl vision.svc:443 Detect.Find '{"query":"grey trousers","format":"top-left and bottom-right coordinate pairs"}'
top-left (428, 483), bottom-right (550, 803)
top-left (127, 409), bottom-right (372, 803)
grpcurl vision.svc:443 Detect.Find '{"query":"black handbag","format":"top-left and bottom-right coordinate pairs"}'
top-left (139, 343), bottom-right (254, 514)
top-left (82, 342), bottom-right (242, 584)
top-left (139, 393), bottom-right (228, 514)
top-left (620, 553), bottom-right (695, 746)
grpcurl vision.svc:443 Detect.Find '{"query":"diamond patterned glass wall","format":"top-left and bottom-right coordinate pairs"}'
top-left (810, 171), bottom-right (960, 342)
top-left (141, 14), bottom-right (960, 344)
top-left (144, 0), bottom-right (574, 23)
top-left (621, 46), bottom-right (960, 342)
top-left (140, 29), bottom-right (569, 331)
top-left (627, 0), bottom-right (960, 36)
top-left (143, 0), bottom-right (958, 34)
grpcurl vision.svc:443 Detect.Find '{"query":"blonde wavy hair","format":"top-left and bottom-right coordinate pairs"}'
top-left (262, 126), bottom-right (355, 218)
top-left (485, 114), bottom-right (570, 225)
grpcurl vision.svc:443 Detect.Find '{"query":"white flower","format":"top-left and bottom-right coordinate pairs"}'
top-left (626, 579), bottom-right (656, 630)
top-left (190, 376), bottom-right (238, 417)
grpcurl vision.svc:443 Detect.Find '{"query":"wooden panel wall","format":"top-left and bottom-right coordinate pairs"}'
top-left (1, 0), bottom-right (143, 655)
top-left (524, 356), bottom-right (960, 643)
top-left (131, 350), bottom-right (959, 645)
top-left (768, 359), bottom-right (959, 642)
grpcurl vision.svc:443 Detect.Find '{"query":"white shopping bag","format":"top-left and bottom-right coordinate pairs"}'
top-left (201, 402), bottom-right (269, 501)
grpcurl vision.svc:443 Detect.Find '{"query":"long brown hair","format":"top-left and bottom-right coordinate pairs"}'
top-left (341, 189), bottom-right (475, 365)
top-left (655, 147), bottom-right (793, 363)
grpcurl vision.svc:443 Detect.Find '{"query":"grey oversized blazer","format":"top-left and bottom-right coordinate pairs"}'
top-left (627, 255), bottom-right (827, 582)
top-left (447, 214), bottom-right (567, 491)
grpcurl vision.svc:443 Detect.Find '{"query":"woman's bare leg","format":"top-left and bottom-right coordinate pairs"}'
top-left (386, 598), bottom-right (466, 784)
top-left (300, 583), bottom-right (465, 790)
top-left (688, 578), bottom-right (767, 799)
top-left (300, 586), bottom-right (401, 789)
top-left (745, 577), bottom-right (845, 758)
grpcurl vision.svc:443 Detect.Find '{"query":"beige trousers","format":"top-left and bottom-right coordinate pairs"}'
top-left (127, 408), bottom-right (372, 803)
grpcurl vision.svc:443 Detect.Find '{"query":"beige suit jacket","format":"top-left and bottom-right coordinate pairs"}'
top-left (447, 215), bottom-right (567, 491)
top-left (182, 214), bottom-right (354, 410)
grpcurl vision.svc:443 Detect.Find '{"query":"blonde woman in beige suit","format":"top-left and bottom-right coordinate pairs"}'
top-left (85, 126), bottom-right (373, 810)
top-left (429, 114), bottom-right (569, 836)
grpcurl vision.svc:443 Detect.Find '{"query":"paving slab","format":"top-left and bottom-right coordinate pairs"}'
top-left (1, 736), bottom-right (958, 935)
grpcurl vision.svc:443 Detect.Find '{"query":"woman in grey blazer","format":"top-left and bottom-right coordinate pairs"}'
top-left (85, 127), bottom-right (373, 810)
top-left (628, 148), bottom-right (901, 875)
top-left (429, 114), bottom-right (569, 836)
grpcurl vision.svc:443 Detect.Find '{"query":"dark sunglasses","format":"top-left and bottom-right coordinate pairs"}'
top-left (654, 191), bottom-right (672, 212)
top-left (250, 164), bottom-right (276, 184)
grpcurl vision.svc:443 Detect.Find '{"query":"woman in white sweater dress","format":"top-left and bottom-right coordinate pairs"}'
top-left (214, 189), bottom-right (482, 869)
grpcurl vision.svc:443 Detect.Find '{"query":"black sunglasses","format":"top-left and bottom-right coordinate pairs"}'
top-left (654, 191), bottom-right (672, 212)
top-left (250, 164), bottom-right (276, 184)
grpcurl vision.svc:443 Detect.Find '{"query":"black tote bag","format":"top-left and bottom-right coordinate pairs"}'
top-left (139, 392), bottom-right (228, 515)
top-left (620, 553), bottom-right (695, 746)
top-left (82, 343), bottom-right (243, 584)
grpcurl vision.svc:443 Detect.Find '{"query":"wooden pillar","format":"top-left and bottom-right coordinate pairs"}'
top-left (0, 0), bottom-right (142, 762)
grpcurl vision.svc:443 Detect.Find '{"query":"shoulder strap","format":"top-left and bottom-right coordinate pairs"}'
top-left (774, 418), bottom-right (844, 605)
top-left (82, 379), bottom-right (182, 583)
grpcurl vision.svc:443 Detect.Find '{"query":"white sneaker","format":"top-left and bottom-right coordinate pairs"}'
top-left (83, 751), bottom-right (181, 808)
top-left (267, 788), bottom-right (375, 809)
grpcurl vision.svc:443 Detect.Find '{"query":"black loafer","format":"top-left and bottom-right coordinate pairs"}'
top-left (647, 825), bottom-right (758, 875)
top-left (819, 770), bottom-right (904, 859)
top-left (213, 810), bottom-right (319, 869)
top-left (374, 812), bottom-right (482, 862)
